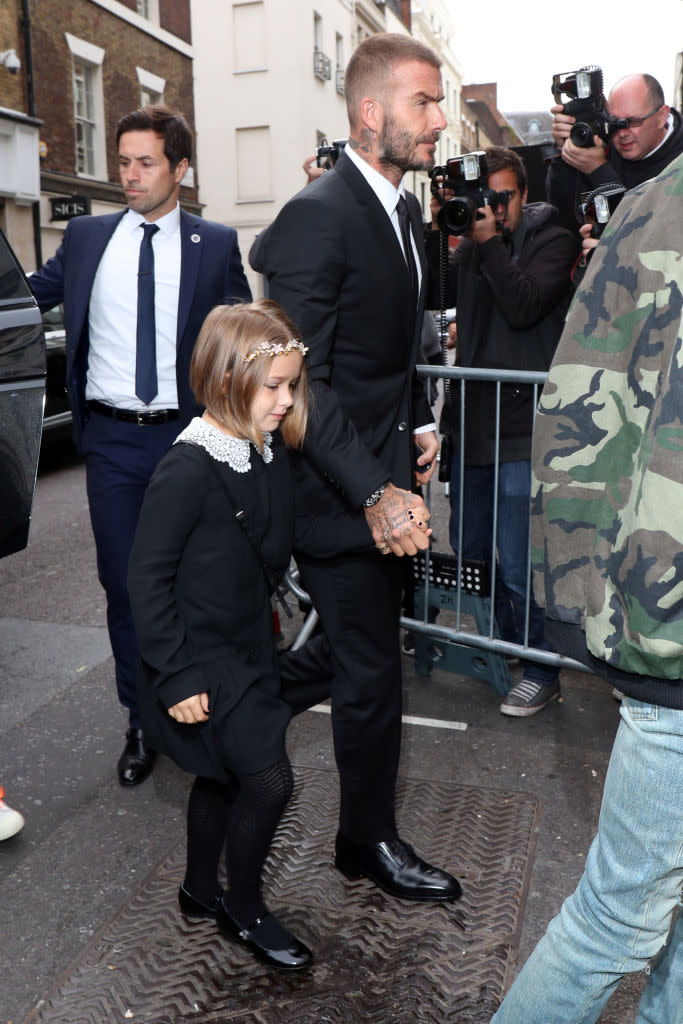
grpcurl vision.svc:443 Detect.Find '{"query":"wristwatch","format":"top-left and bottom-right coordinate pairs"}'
top-left (362, 483), bottom-right (387, 508)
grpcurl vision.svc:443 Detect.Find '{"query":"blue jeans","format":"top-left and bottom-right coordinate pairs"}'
top-left (449, 457), bottom-right (558, 685)
top-left (491, 698), bottom-right (683, 1024)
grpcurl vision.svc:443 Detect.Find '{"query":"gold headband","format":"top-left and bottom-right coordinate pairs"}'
top-left (243, 339), bottom-right (309, 364)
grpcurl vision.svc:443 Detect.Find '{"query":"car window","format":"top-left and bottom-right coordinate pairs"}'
top-left (0, 235), bottom-right (34, 302)
top-left (42, 305), bottom-right (65, 330)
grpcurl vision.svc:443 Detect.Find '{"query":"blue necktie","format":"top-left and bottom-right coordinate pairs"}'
top-left (135, 222), bottom-right (160, 405)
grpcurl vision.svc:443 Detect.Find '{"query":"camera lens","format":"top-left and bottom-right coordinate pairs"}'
top-left (570, 122), bottom-right (596, 148)
top-left (441, 197), bottom-right (475, 236)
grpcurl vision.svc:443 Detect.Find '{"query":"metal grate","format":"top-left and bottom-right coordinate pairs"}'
top-left (25, 767), bottom-right (539, 1024)
top-left (412, 551), bottom-right (491, 598)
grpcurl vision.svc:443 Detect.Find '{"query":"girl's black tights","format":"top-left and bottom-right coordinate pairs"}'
top-left (184, 758), bottom-right (294, 921)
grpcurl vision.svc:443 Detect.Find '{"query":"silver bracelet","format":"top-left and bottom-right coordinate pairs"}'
top-left (362, 483), bottom-right (387, 508)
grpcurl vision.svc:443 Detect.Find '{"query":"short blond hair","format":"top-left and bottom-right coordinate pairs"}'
top-left (344, 32), bottom-right (441, 123)
top-left (190, 299), bottom-right (308, 450)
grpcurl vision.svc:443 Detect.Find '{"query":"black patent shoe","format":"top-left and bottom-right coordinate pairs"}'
top-left (335, 832), bottom-right (463, 902)
top-left (216, 898), bottom-right (313, 972)
top-left (178, 882), bottom-right (223, 919)
top-left (117, 728), bottom-right (156, 786)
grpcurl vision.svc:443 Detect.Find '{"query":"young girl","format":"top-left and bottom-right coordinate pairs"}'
top-left (127, 299), bottom-right (311, 972)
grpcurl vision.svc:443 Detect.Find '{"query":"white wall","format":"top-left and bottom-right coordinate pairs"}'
top-left (191, 0), bottom-right (463, 294)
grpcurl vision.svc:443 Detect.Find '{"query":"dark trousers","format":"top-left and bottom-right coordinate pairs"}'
top-left (279, 549), bottom-right (405, 843)
top-left (449, 456), bottom-right (558, 685)
top-left (83, 411), bottom-right (180, 728)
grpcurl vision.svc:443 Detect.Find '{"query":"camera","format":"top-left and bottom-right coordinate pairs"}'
top-left (315, 138), bottom-right (346, 170)
top-left (581, 182), bottom-right (626, 238)
top-left (0, 49), bottom-right (21, 75)
top-left (430, 152), bottom-right (507, 237)
top-left (551, 66), bottom-right (610, 148)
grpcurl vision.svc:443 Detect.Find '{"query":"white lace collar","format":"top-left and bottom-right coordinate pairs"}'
top-left (174, 417), bottom-right (272, 473)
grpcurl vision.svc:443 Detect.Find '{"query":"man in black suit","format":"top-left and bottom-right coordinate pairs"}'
top-left (260, 33), bottom-right (461, 902)
top-left (30, 106), bottom-right (251, 786)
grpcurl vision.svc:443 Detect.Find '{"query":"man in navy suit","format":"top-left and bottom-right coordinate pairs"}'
top-left (30, 106), bottom-right (251, 785)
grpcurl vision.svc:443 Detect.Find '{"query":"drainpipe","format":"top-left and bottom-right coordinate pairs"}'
top-left (20, 0), bottom-right (42, 267)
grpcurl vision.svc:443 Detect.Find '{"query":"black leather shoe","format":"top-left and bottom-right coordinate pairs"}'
top-left (335, 832), bottom-right (463, 902)
top-left (216, 898), bottom-right (313, 972)
top-left (117, 728), bottom-right (156, 786)
top-left (178, 882), bottom-right (223, 919)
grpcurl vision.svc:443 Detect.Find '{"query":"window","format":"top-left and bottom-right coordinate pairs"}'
top-left (233, 2), bottom-right (266, 72)
top-left (65, 33), bottom-right (106, 179)
top-left (136, 67), bottom-right (165, 107)
top-left (313, 12), bottom-right (331, 82)
top-left (136, 0), bottom-right (159, 23)
top-left (235, 126), bottom-right (272, 202)
top-left (335, 33), bottom-right (344, 94)
top-left (73, 61), bottom-right (96, 175)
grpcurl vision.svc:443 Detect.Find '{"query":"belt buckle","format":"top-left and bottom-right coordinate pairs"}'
top-left (136, 411), bottom-right (146, 426)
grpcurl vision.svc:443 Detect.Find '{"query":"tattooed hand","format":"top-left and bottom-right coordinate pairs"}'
top-left (365, 483), bottom-right (431, 557)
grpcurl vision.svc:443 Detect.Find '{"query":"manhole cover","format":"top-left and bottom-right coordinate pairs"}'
top-left (25, 767), bottom-right (539, 1023)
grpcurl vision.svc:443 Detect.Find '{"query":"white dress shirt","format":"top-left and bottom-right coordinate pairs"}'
top-left (86, 205), bottom-right (182, 410)
top-left (344, 145), bottom-right (435, 437)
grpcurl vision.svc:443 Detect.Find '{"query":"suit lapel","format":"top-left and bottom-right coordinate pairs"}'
top-left (176, 209), bottom-right (202, 346)
top-left (334, 152), bottom-right (413, 295)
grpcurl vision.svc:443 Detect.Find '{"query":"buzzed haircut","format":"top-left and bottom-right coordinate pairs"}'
top-left (485, 146), bottom-right (528, 194)
top-left (344, 32), bottom-right (441, 122)
top-left (116, 105), bottom-right (192, 170)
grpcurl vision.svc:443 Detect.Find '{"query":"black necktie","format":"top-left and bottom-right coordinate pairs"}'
top-left (397, 196), bottom-right (418, 304)
top-left (135, 222), bottom-right (160, 405)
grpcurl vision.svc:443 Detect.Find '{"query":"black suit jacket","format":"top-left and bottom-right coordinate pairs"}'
top-left (261, 150), bottom-right (432, 557)
top-left (29, 209), bottom-right (251, 452)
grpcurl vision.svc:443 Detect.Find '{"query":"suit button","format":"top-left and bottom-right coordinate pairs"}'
top-left (398, 421), bottom-right (408, 431)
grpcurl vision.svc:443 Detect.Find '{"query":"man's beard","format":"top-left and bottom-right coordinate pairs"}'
top-left (378, 115), bottom-right (438, 174)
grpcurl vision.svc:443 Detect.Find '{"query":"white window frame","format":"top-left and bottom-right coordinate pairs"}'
top-left (136, 0), bottom-right (160, 25)
top-left (136, 66), bottom-right (166, 107)
top-left (65, 33), bottom-right (106, 180)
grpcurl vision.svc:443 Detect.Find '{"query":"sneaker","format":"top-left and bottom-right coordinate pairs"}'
top-left (0, 786), bottom-right (25, 840)
top-left (500, 678), bottom-right (560, 717)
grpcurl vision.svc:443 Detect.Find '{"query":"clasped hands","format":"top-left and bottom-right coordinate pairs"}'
top-left (168, 691), bottom-right (209, 724)
top-left (365, 482), bottom-right (433, 557)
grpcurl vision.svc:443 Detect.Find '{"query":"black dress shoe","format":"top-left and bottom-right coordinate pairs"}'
top-left (335, 832), bottom-right (463, 902)
top-left (117, 728), bottom-right (156, 786)
top-left (178, 882), bottom-right (223, 919)
top-left (216, 898), bottom-right (313, 972)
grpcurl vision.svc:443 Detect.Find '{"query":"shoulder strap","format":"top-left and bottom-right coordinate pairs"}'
top-left (179, 441), bottom-right (282, 595)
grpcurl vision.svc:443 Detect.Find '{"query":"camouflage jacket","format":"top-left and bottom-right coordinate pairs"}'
top-left (530, 152), bottom-right (683, 709)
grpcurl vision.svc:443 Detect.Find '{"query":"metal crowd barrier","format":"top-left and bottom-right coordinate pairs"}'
top-left (283, 363), bottom-right (587, 693)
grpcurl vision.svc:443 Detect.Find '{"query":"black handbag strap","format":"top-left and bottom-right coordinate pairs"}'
top-left (180, 441), bottom-right (281, 596)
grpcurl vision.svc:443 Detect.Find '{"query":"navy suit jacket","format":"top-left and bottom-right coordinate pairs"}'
top-left (30, 208), bottom-right (251, 451)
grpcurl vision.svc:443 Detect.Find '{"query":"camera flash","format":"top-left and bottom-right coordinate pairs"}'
top-left (594, 195), bottom-right (610, 223)
top-left (462, 153), bottom-right (480, 180)
top-left (577, 72), bottom-right (591, 100)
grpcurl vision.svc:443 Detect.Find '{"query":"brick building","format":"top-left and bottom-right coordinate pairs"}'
top-left (3, 0), bottom-right (198, 271)
top-left (0, 0), bottom-right (41, 268)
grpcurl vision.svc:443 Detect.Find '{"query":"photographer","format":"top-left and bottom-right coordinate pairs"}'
top-left (426, 146), bottom-right (579, 717)
top-left (548, 73), bottom-right (683, 236)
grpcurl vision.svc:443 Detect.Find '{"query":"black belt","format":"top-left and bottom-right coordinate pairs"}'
top-left (87, 400), bottom-right (180, 425)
